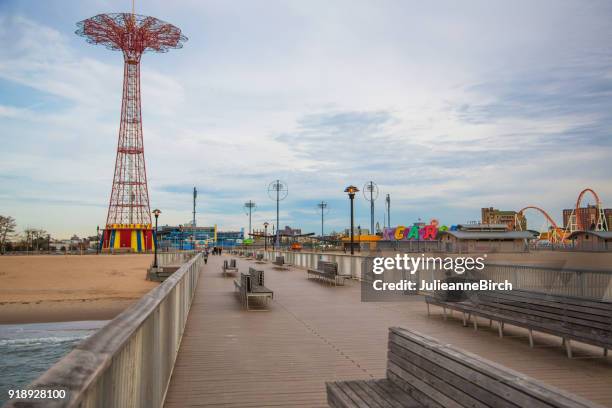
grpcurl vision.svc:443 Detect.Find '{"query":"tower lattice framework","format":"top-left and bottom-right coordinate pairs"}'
top-left (76, 13), bottom-right (186, 251)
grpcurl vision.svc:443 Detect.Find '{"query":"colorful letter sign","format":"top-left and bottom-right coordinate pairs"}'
top-left (382, 219), bottom-right (456, 241)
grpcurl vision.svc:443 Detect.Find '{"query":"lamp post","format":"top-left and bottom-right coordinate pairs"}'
top-left (385, 193), bottom-right (391, 228)
top-left (152, 209), bottom-right (161, 268)
top-left (264, 222), bottom-right (269, 251)
top-left (96, 225), bottom-right (100, 255)
top-left (317, 201), bottom-right (328, 238)
top-left (344, 185), bottom-right (359, 255)
top-left (244, 200), bottom-right (256, 237)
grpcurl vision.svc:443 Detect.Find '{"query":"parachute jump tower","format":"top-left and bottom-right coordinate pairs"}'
top-left (76, 12), bottom-right (186, 252)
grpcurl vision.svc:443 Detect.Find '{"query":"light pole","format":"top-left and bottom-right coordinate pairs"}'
top-left (344, 185), bottom-right (359, 255)
top-left (385, 193), bottom-right (391, 228)
top-left (193, 187), bottom-right (197, 250)
top-left (244, 200), bottom-right (256, 237)
top-left (96, 225), bottom-right (100, 255)
top-left (317, 201), bottom-right (328, 238)
top-left (268, 180), bottom-right (288, 249)
top-left (363, 181), bottom-right (378, 235)
top-left (264, 222), bottom-right (269, 251)
top-left (153, 209), bottom-right (161, 268)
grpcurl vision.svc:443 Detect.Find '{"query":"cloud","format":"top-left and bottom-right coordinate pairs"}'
top-left (1, 2), bottom-right (612, 237)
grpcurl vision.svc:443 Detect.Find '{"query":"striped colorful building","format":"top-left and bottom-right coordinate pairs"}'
top-left (101, 224), bottom-right (155, 252)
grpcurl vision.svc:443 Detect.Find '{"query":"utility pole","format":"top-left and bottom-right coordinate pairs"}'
top-left (386, 193), bottom-right (391, 228)
top-left (317, 201), bottom-right (328, 237)
top-left (363, 181), bottom-right (378, 234)
top-left (193, 187), bottom-right (197, 249)
top-left (244, 200), bottom-right (256, 237)
top-left (267, 180), bottom-right (288, 249)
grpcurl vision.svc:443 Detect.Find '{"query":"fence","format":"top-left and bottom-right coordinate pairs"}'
top-left (4, 253), bottom-right (203, 408)
top-left (154, 250), bottom-right (196, 267)
top-left (260, 249), bottom-right (367, 280)
top-left (416, 263), bottom-right (612, 301)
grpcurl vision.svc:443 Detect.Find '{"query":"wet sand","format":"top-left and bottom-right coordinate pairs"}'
top-left (0, 254), bottom-right (157, 324)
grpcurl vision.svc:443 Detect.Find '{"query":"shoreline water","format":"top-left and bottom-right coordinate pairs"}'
top-left (0, 298), bottom-right (137, 324)
top-left (0, 320), bottom-right (107, 405)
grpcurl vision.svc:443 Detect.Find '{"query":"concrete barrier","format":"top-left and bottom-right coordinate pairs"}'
top-left (3, 253), bottom-right (203, 408)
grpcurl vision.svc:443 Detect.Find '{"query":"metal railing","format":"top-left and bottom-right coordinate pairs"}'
top-left (154, 250), bottom-right (196, 267)
top-left (4, 253), bottom-right (203, 408)
top-left (418, 263), bottom-right (612, 300)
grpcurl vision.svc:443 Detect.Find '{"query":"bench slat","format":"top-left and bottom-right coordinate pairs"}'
top-left (336, 381), bottom-right (370, 408)
top-left (365, 379), bottom-right (419, 408)
top-left (427, 297), bottom-right (612, 348)
top-left (390, 327), bottom-right (603, 408)
top-left (388, 344), bottom-right (519, 408)
top-left (346, 381), bottom-right (386, 408)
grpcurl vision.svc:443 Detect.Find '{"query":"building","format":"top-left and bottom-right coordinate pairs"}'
top-left (481, 207), bottom-right (526, 230)
top-left (566, 231), bottom-right (612, 251)
top-left (278, 226), bottom-right (302, 236)
top-left (562, 205), bottom-right (612, 231)
top-left (157, 225), bottom-right (244, 250)
top-left (438, 223), bottom-right (537, 253)
top-left (343, 227), bottom-right (371, 236)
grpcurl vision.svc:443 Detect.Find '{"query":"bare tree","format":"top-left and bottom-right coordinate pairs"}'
top-left (34, 229), bottom-right (47, 251)
top-left (23, 228), bottom-right (36, 253)
top-left (0, 216), bottom-right (17, 254)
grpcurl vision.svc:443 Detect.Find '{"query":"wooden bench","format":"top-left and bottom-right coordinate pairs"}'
top-left (327, 327), bottom-right (603, 408)
top-left (272, 256), bottom-right (289, 270)
top-left (255, 253), bottom-right (265, 263)
top-left (222, 259), bottom-right (238, 276)
top-left (307, 261), bottom-right (346, 286)
top-left (425, 289), bottom-right (612, 358)
top-left (233, 268), bottom-right (273, 310)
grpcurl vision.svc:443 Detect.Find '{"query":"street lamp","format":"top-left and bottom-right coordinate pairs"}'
top-left (263, 221), bottom-right (269, 251)
top-left (152, 209), bottom-right (161, 268)
top-left (344, 185), bottom-right (359, 255)
top-left (244, 200), bottom-right (256, 237)
top-left (96, 225), bottom-right (100, 255)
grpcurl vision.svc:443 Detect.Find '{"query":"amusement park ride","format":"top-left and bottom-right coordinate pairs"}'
top-left (515, 188), bottom-right (609, 244)
top-left (76, 11), bottom-right (187, 252)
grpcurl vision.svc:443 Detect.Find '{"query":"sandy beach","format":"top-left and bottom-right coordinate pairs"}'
top-left (0, 254), bottom-right (157, 324)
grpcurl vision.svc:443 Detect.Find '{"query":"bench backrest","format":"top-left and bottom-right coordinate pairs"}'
top-left (240, 273), bottom-right (252, 293)
top-left (275, 256), bottom-right (284, 265)
top-left (387, 327), bottom-right (601, 408)
top-left (230, 259), bottom-right (237, 268)
top-left (248, 267), bottom-right (264, 286)
top-left (318, 261), bottom-right (338, 275)
top-left (472, 290), bottom-right (612, 337)
top-left (256, 254), bottom-right (263, 260)
top-left (223, 260), bottom-right (229, 269)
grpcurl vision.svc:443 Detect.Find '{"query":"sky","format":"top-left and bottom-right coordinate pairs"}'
top-left (1, 0), bottom-right (612, 238)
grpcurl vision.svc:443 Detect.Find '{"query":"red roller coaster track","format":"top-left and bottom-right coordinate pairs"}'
top-left (518, 206), bottom-right (559, 229)
top-left (574, 188), bottom-right (602, 231)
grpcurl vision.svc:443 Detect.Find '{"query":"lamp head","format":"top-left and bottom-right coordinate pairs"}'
top-left (152, 209), bottom-right (161, 218)
top-left (344, 185), bottom-right (359, 198)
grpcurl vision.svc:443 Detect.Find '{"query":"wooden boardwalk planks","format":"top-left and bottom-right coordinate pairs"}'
top-left (164, 255), bottom-right (612, 407)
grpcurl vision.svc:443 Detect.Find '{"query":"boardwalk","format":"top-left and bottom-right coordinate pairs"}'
top-left (165, 255), bottom-right (612, 407)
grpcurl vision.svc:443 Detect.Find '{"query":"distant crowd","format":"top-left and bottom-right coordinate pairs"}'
top-left (202, 246), bottom-right (223, 264)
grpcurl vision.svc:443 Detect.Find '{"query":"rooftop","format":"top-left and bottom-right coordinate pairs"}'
top-left (567, 231), bottom-right (612, 240)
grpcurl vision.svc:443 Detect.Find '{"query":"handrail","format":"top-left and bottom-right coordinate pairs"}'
top-left (3, 253), bottom-right (203, 408)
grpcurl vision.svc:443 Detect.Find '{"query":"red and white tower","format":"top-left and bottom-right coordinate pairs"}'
top-left (76, 13), bottom-right (186, 252)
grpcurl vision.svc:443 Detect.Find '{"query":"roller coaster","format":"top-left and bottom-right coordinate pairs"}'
top-left (514, 188), bottom-right (608, 244)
